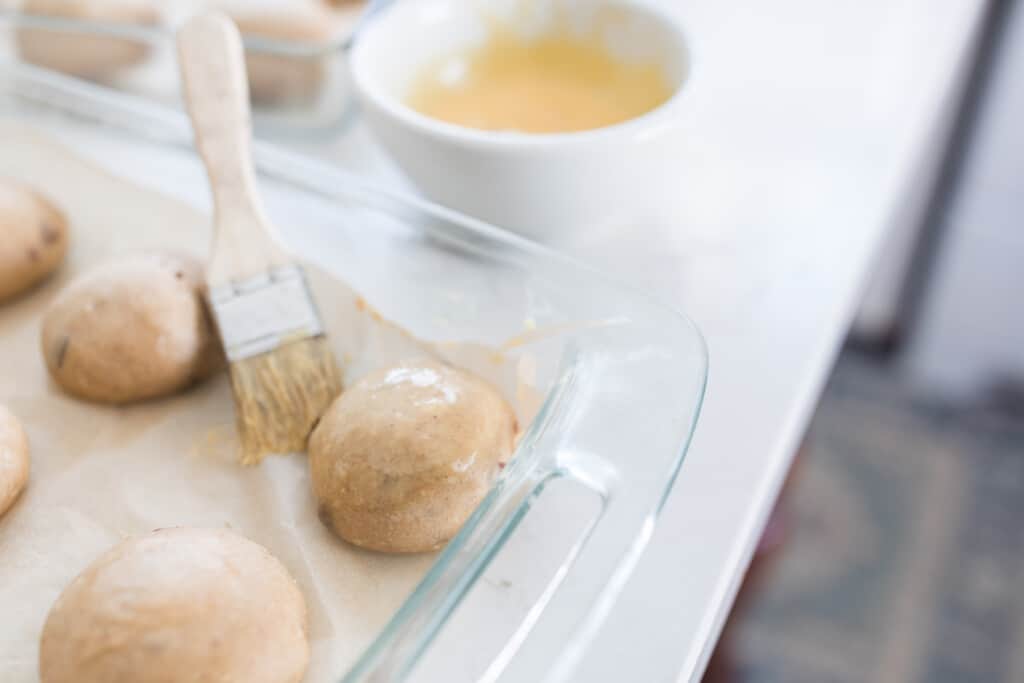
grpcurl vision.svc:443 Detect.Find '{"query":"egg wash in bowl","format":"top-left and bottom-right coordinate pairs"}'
top-left (405, 22), bottom-right (676, 134)
top-left (355, 0), bottom-right (688, 138)
top-left (349, 0), bottom-right (691, 235)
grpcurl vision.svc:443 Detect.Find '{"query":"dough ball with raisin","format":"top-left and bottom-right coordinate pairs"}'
top-left (0, 179), bottom-right (68, 302)
top-left (41, 251), bottom-right (222, 404)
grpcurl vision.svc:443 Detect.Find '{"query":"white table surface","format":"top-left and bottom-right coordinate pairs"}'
top-left (322, 0), bottom-right (990, 679)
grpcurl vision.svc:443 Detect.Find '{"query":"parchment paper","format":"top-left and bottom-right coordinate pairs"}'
top-left (0, 124), bottom-right (538, 681)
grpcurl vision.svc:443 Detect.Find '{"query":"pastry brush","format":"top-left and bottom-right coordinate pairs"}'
top-left (176, 12), bottom-right (342, 464)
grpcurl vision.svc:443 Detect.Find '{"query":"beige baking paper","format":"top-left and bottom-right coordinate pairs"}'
top-left (0, 124), bottom-right (538, 681)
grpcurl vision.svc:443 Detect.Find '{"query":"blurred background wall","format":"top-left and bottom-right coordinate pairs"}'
top-left (855, 0), bottom-right (1024, 402)
top-left (901, 0), bottom-right (1024, 401)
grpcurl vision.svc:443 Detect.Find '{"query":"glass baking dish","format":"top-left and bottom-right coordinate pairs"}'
top-left (0, 62), bottom-right (707, 682)
top-left (0, 1), bottom-right (370, 137)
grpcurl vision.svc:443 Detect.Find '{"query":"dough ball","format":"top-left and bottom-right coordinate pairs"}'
top-left (16, 0), bottom-right (158, 80)
top-left (41, 251), bottom-right (223, 404)
top-left (39, 527), bottom-right (309, 683)
top-left (0, 405), bottom-right (30, 519)
top-left (310, 360), bottom-right (517, 553)
top-left (0, 179), bottom-right (68, 302)
top-left (233, 8), bottom-right (335, 105)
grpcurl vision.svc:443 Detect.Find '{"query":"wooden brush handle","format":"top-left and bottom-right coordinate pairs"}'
top-left (177, 12), bottom-right (287, 286)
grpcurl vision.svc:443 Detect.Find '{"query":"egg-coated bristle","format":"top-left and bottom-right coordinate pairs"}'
top-left (228, 335), bottom-right (342, 465)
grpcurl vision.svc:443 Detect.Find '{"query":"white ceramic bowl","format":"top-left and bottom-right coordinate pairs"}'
top-left (349, 0), bottom-right (691, 239)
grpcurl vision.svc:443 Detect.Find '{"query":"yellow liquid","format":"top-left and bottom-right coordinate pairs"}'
top-left (406, 29), bottom-right (675, 134)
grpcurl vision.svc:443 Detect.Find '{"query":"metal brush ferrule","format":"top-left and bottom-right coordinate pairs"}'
top-left (208, 265), bottom-right (324, 362)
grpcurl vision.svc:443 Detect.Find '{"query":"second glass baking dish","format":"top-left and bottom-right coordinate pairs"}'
top-left (0, 62), bottom-right (707, 682)
top-left (0, 1), bottom-right (370, 136)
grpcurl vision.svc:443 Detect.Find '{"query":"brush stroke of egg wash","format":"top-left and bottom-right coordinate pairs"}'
top-left (405, 26), bottom-right (675, 134)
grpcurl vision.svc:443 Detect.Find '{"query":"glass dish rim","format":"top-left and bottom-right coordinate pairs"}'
top-left (0, 62), bottom-right (709, 682)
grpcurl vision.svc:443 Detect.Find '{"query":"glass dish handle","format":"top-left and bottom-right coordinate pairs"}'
top-left (347, 343), bottom-right (693, 682)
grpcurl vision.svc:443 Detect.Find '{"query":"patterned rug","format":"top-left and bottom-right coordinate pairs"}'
top-left (728, 353), bottom-right (1024, 683)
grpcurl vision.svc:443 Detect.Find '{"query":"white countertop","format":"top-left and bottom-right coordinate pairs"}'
top-left (328, 0), bottom-right (989, 679)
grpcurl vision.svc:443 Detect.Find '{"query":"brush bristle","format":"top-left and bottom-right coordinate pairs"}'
top-left (228, 336), bottom-right (343, 465)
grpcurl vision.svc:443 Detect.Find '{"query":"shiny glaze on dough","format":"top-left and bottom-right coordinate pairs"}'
top-left (310, 359), bottom-right (517, 553)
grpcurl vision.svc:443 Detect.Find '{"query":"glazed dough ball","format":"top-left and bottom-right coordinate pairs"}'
top-left (16, 0), bottom-right (158, 80)
top-left (0, 179), bottom-right (68, 302)
top-left (0, 405), bottom-right (30, 519)
top-left (310, 359), bottom-right (518, 553)
top-left (233, 8), bottom-right (335, 104)
top-left (39, 527), bottom-right (309, 683)
top-left (41, 251), bottom-right (222, 404)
